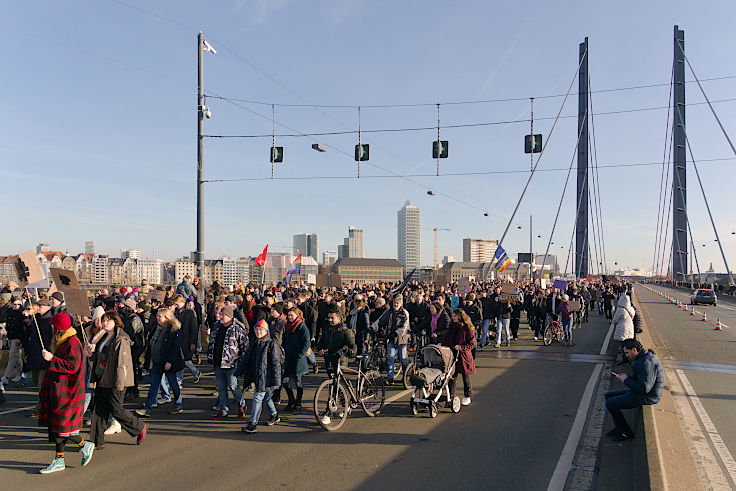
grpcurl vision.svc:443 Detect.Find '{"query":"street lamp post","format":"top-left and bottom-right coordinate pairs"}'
top-left (196, 32), bottom-right (215, 280)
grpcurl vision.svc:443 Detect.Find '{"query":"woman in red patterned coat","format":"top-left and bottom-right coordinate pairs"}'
top-left (37, 312), bottom-right (94, 474)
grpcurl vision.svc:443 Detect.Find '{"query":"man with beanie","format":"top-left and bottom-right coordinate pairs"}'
top-left (268, 303), bottom-right (286, 403)
top-left (208, 305), bottom-right (248, 419)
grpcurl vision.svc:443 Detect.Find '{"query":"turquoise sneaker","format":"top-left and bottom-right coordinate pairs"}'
top-left (39, 457), bottom-right (65, 474)
top-left (81, 441), bottom-right (94, 466)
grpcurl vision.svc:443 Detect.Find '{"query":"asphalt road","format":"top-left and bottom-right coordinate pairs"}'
top-left (636, 284), bottom-right (736, 487)
top-left (0, 313), bottom-right (622, 491)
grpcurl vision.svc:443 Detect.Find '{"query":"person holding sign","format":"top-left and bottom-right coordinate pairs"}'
top-left (37, 313), bottom-right (94, 473)
top-left (23, 298), bottom-right (54, 417)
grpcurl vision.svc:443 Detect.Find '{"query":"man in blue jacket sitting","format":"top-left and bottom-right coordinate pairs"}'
top-left (605, 338), bottom-right (664, 441)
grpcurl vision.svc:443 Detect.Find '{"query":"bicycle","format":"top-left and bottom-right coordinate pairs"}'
top-left (313, 354), bottom-right (386, 431)
top-left (366, 334), bottom-right (409, 387)
top-left (543, 320), bottom-right (565, 345)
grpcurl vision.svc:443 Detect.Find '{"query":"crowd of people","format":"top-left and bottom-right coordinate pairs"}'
top-left (0, 272), bottom-right (648, 472)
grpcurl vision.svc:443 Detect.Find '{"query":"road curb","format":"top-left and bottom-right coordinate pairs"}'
top-left (633, 286), bottom-right (705, 491)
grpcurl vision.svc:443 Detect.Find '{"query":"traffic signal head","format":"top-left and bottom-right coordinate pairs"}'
top-left (432, 140), bottom-right (449, 158)
top-left (524, 134), bottom-right (542, 153)
top-left (355, 144), bottom-right (369, 161)
top-left (270, 146), bottom-right (283, 163)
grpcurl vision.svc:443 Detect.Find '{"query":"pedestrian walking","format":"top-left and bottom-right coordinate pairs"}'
top-left (282, 307), bottom-right (310, 411)
top-left (444, 308), bottom-right (476, 406)
top-left (208, 305), bottom-right (248, 420)
top-left (241, 320), bottom-right (281, 433)
top-left (38, 313), bottom-right (94, 473)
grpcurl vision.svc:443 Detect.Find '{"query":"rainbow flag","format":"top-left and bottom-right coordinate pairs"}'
top-left (282, 254), bottom-right (302, 284)
top-left (493, 246), bottom-right (511, 272)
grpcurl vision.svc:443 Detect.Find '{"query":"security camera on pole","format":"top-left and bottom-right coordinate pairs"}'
top-left (196, 32), bottom-right (216, 280)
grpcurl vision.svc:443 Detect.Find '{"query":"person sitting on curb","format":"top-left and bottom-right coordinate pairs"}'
top-left (604, 338), bottom-right (665, 441)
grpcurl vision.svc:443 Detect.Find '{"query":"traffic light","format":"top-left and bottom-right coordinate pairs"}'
top-left (525, 134), bottom-right (542, 153)
top-left (432, 140), bottom-right (449, 158)
top-left (355, 144), bottom-right (369, 161)
top-left (270, 146), bottom-right (283, 163)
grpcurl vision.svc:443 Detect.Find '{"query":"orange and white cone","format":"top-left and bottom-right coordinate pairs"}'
top-left (715, 318), bottom-right (723, 331)
top-left (683, 303), bottom-right (688, 311)
top-left (691, 306), bottom-right (695, 316)
top-left (702, 310), bottom-right (707, 322)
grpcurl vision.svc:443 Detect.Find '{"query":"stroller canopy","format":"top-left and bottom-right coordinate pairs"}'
top-left (421, 345), bottom-right (454, 374)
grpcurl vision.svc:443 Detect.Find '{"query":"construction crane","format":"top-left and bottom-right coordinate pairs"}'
top-left (424, 227), bottom-right (451, 269)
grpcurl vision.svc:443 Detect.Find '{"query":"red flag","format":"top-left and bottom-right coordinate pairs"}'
top-left (255, 244), bottom-right (268, 267)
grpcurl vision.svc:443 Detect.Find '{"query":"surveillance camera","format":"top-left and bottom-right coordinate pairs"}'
top-left (203, 106), bottom-right (212, 118)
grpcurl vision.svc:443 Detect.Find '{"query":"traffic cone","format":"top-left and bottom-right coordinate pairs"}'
top-left (683, 303), bottom-right (688, 311)
top-left (715, 319), bottom-right (722, 331)
top-left (702, 310), bottom-right (707, 322)
top-left (690, 306), bottom-right (695, 316)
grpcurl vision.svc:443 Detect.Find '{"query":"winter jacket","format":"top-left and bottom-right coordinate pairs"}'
top-left (462, 303), bottom-right (482, 326)
top-left (122, 311), bottom-right (144, 350)
top-left (320, 321), bottom-right (357, 358)
top-left (176, 307), bottom-right (199, 360)
top-left (268, 315), bottom-right (286, 346)
top-left (480, 296), bottom-right (495, 320)
top-left (612, 295), bottom-right (635, 341)
top-left (556, 302), bottom-right (571, 323)
top-left (38, 331), bottom-right (84, 434)
top-left (283, 321), bottom-right (310, 377)
top-left (176, 280), bottom-right (197, 299)
top-left (161, 318), bottom-right (185, 373)
top-left (624, 349), bottom-right (665, 404)
top-left (94, 328), bottom-right (136, 391)
top-left (371, 307), bottom-right (411, 345)
top-left (348, 306), bottom-right (371, 336)
top-left (208, 318), bottom-right (249, 370)
top-left (243, 336), bottom-right (281, 393)
top-left (297, 301), bottom-right (318, 340)
top-left (442, 322), bottom-right (476, 375)
top-left (5, 307), bottom-right (26, 340)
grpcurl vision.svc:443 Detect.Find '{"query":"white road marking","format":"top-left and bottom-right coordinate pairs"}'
top-left (677, 369), bottom-right (736, 486)
top-left (384, 388), bottom-right (412, 405)
top-left (0, 404), bottom-right (36, 416)
top-left (547, 363), bottom-right (603, 491)
top-left (668, 368), bottom-right (729, 489)
top-left (600, 318), bottom-right (614, 356)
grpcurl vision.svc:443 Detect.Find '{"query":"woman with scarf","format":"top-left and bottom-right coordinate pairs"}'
top-left (37, 312), bottom-right (93, 473)
top-left (425, 302), bottom-right (450, 345)
top-left (87, 312), bottom-right (148, 449)
top-left (443, 308), bottom-right (476, 407)
top-left (282, 308), bottom-right (310, 412)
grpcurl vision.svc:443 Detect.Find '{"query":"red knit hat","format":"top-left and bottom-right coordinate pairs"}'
top-left (120, 287), bottom-right (128, 294)
top-left (51, 313), bottom-right (72, 331)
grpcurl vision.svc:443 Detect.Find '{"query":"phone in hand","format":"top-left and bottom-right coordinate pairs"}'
top-left (611, 371), bottom-right (620, 377)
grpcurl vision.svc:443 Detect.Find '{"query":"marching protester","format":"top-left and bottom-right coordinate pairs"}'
top-left (556, 294), bottom-right (574, 346)
top-left (241, 319), bottom-right (281, 433)
top-left (208, 305), bottom-right (248, 419)
top-left (444, 308), bottom-right (476, 406)
top-left (2, 296), bottom-right (25, 385)
top-left (87, 312), bottom-right (148, 449)
top-left (37, 313), bottom-right (93, 473)
top-left (612, 293), bottom-right (635, 364)
top-left (282, 307), bottom-right (311, 411)
top-left (370, 295), bottom-right (410, 384)
top-left (318, 304), bottom-right (357, 376)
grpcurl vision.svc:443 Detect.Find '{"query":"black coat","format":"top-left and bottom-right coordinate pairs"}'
top-left (243, 336), bottom-right (281, 393)
top-left (161, 322), bottom-right (185, 373)
top-left (175, 308), bottom-right (199, 360)
top-left (297, 301), bottom-right (318, 340)
top-left (5, 308), bottom-right (26, 340)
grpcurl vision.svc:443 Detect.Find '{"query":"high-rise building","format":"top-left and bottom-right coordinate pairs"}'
top-left (338, 226), bottom-right (364, 259)
top-left (85, 241), bottom-right (95, 255)
top-left (398, 201), bottom-right (420, 278)
top-left (137, 258), bottom-right (165, 285)
top-left (322, 250), bottom-right (338, 266)
top-left (292, 233), bottom-right (319, 262)
top-left (462, 238), bottom-right (498, 263)
top-left (92, 255), bottom-right (109, 284)
top-left (121, 249), bottom-right (141, 260)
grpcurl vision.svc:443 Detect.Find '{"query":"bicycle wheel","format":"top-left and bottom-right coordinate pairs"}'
top-left (554, 326), bottom-right (565, 343)
top-left (314, 379), bottom-right (349, 431)
top-left (359, 370), bottom-right (386, 417)
top-left (402, 362), bottom-right (416, 390)
top-left (543, 326), bottom-right (552, 345)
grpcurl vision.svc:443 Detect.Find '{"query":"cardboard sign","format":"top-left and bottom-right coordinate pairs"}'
top-left (457, 277), bottom-right (471, 294)
top-left (147, 290), bottom-right (166, 303)
top-left (316, 274), bottom-right (342, 288)
top-left (50, 268), bottom-right (80, 290)
top-left (307, 274), bottom-right (316, 285)
top-left (553, 279), bottom-right (568, 290)
top-left (15, 250), bottom-right (45, 286)
top-left (498, 293), bottom-right (517, 302)
top-left (62, 288), bottom-right (91, 318)
top-left (275, 292), bottom-right (283, 302)
top-left (568, 300), bottom-right (581, 312)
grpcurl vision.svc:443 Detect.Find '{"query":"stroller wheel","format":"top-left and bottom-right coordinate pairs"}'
top-left (451, 396), bottom-right (461, 414)
top-left (428, 401), bottom-right (438, 418)
top-left (410, 401), bottom-right (419, 415)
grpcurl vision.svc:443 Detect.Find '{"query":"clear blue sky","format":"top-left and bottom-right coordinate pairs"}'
top-left (3, 0), bottom-right (736, 274)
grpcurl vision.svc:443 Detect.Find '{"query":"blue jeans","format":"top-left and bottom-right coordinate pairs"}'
top-left (83, 363), bottom-right (94, 414)
top-left (160, 370), bottom-right (183, 405)
top-left (250, 390), bottom-right (277, 423)
top-left (284, 373), bottom-right (303, 389)
top-left (184, 360), bottom-right (200, 378)
top-left (562, 318), bottom-right (573, 342)
top-left (605, 389), bottom-right (643, 435)
top-left (145, 363), bottom-right (181, 410)
top-left (496, 318), bottom-right (510, 345)
top-left (480, 319), bottom-right (491, 345)
top-left (386, 342), bottom-right (408, 378)
top-left (597, 300), bottom-right (604, 314)
top-left (215, 367), bottom-right (243, 414)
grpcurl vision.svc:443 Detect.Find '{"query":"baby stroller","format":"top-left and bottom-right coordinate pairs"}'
top-left (409, 345), bottom-right (461, 417)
